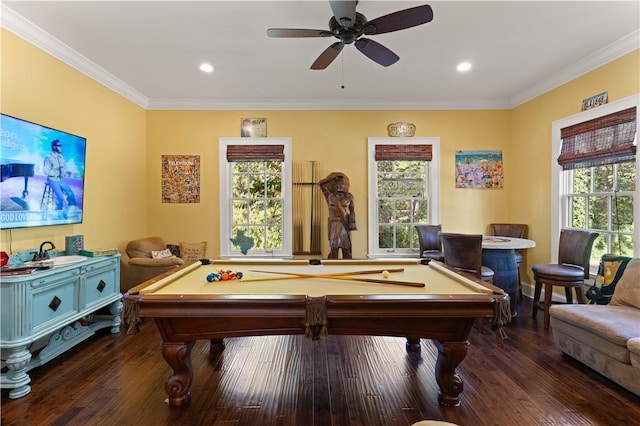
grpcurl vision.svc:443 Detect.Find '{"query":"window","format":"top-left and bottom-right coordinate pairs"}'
top-left (367, 138), bottom-right (440, 258)
top-left (219, 138), bottom-right (292, 258)
top-left (552, 95), bottom-right (639, 271)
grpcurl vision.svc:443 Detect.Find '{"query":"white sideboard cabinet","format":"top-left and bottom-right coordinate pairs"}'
top-left (1, 255), bottom-right (122, 399)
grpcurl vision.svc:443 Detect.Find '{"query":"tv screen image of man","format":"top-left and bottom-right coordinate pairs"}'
top-left (43, 139), bottom-right (78, 218)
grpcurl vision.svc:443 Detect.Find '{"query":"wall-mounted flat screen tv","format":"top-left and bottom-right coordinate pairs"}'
top-left (1, 113), bottom-right (87, 229)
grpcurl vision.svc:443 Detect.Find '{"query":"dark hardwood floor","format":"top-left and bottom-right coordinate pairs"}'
top-left (2, 297), bottom-right (639, 426)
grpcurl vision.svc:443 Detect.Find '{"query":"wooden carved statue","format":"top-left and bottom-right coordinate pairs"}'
top-left (319, 172), bottom-right (357, 259)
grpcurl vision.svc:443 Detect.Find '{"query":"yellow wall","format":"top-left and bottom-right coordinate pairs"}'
top-left (1, 27), bottom-right (638, 283)
top-left (147, 109), bottom-right (511, 258)
top-left (1, 30), bottom-right (148, 253)
top-left (511, 51), bottom-right (639, 281)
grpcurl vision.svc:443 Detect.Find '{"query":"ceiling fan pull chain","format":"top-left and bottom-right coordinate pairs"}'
top-left (341, 52), bottom-right (345, 89)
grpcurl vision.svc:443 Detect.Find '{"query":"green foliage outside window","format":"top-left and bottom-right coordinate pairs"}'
top-left (569, 161), bottom-right (635, 261)
top-left (376, 160), bottom-right (429, 252)
top-left (231, 161), bottom-right (283, 252)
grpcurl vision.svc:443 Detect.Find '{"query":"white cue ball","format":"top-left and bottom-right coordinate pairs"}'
top-left (382, 270), bottom-right (390, 278)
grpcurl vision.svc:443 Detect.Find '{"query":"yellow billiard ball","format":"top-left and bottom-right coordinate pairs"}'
top-left (382, 270), bottom-right (390, 279)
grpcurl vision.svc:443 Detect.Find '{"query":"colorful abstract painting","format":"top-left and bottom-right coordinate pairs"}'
top-left (455, 150), bottom-right (503, 189)
top-left (162, 155), bottom-right (200, 203)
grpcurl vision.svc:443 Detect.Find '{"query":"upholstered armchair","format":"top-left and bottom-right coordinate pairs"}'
top-left (120, 236), bottom-right (184, 293)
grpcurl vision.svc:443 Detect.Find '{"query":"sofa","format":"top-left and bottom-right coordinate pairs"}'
top-left (549, 258), bottom-right (640, 396)
top-left (119, 237), bottom-right (184, 293)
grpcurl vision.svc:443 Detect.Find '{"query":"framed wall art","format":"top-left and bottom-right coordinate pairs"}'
top-left (162, 155), bottom-right (200, 203)
top-left (455, 150), bottom-right (503, 189)
top-left (241, 117), bottom-right (267, 138)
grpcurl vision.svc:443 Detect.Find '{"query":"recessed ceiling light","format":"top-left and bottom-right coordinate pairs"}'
top-left (457, 62), bottom-right (472, 72)
top-left (200, 63), bottom-right (214, 73)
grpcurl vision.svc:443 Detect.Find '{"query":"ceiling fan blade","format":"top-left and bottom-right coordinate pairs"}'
top-left (329, 0), bottom-right (357, 28)
top-left (354, 38), bottom-right (399, 67)
top-left (311, 42), bottom-right (344, 70)
top-left (363, 4), bottom-right (434, 35)
top-left (267, 28), bottom-right (332, 38)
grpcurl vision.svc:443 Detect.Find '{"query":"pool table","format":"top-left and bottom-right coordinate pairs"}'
top-left (124, 259), bottom-right (509, 407)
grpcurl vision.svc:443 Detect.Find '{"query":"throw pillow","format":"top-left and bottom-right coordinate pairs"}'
top-left (166, 244), bottom-right (181, 258)
top-left (180, 241), bottom-right (207, 261)
top-left (586, 254), bottom-right (632, 305)
top-left (151, 248), bottom-right (172, 259)
top-left (610, 259), bottom-right (640, 309)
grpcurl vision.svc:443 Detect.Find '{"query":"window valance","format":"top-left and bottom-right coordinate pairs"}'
top-left (557, 107), bottom-right (636, 170)
top-left (374, 144), bottom-right (432, 161)
top-left (226, 144), bottom-right (284, 162)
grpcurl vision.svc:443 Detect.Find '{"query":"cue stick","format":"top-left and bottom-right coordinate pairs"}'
top-left (247, 269), bottom-right (424, 288)
top-left (244, 268), bottom-right (404, 282)
top-left (293, 162), bottom-right (303, 253)
top-left (240, 268), bottom-right (406, 283)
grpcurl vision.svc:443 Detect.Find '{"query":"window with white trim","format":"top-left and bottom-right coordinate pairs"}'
top-left (552, 95), bottom-right (639, 271)
top-left (219, 138), bottom-right (292, 258)
top-left (367, 138), bottom-right (440, 258)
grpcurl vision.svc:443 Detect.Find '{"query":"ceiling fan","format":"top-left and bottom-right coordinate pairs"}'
top-left (266, 1), bottom-right (434, 70)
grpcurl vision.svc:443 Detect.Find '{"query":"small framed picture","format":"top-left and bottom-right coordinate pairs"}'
top-left (241, 117), bottom-right (267, 138)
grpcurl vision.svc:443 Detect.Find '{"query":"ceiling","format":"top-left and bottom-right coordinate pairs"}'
top-left (1, 1), bottom-right (639, 110)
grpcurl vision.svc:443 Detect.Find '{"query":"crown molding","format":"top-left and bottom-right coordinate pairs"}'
top-left (145, 97), bottom-right (511, 111)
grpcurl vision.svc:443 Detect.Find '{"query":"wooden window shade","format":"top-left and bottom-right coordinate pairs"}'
top-left (227, 144), bottom-right (284, 162)
top-left (558, 107), bottom-right (637, 170)
top-left (375, 144), bottom-right (432, 161)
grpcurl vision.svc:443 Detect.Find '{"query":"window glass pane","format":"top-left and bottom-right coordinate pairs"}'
top-left (612, 234), bottom-right (634, 257)
top-left (232, 162), bottom-right (248, 173)
top-left (570, 196), bottom-right (586, 228)
top-left (250, 226), bottom-right (265, 250)
top-left (572, 168), bottom-right (591, 193)
top-left (591, 234), bottom-right (607, 264)
top-left (265, 173), bottom-right (282, 198)
top-left (232, 174), bottom-right (249, 198)
top-left (612, 195), bottom-right (634, 233)
top-left (377, 161), bottom-right (393, 173)
top-left (248, 162), bottom-right (262, 173)
top-left (395, 225), bottom-right (411, 249)
top-left (265, 226), bottom-right (282, 250)
top-left (379, 225), bottom-right (394, 249)
top-left (413, 199), bottom-right (428, 222)
top-left (249, 200), bottom-right (266, 223)
top-left (617, 162), bottom-right (636, 192)
top-left (593, 164), bottom-right (613, 192)
top-left (378, 200), bottom-right (394, 223)
top-left (267, 200), bottom-right (282, 224)
top-left (588, 196), bottom-right (608, 230)
top-left (248, 174), bottom-right (265, 197)
top-left (396, 200), bottom-right (412, 223)
top-left (232, 201), bottom-right (248, 223)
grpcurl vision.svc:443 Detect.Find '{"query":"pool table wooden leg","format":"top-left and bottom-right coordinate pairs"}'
top-left (434, 340), bottom-right (468, 406)
top-left (405, 337), bottom-right (421, 352)
top-left (209, 338), bottom-right (225, 352)
top-left (161, 341), bottom-right (195, 407)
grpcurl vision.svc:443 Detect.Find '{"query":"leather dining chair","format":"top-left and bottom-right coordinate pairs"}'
top-left (490, 223), bottom-right (529, 300)
top-left (415, 224), bottom-right (444, 262)
top-left (531, 229), bottom-right (599, 329)
top-left (441, 232), bottom-right (496, 333)
top-left (440, 233), bottom-right (494, 282)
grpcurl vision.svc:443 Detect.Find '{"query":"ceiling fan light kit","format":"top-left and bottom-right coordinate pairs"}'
top-left (267, 1), bottom-right (434, 70)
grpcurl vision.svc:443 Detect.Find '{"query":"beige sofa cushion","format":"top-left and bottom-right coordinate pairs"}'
top-left (180, 241), bottom-right (207, 261)
top-left (629, 338), bottom-right (640, 369)
top-left (126, 237), bottom-right (166, 259)
top-left (610, 259), bottom-right (640, 309)
top-left (549, 304), bottom-right (640, 348)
